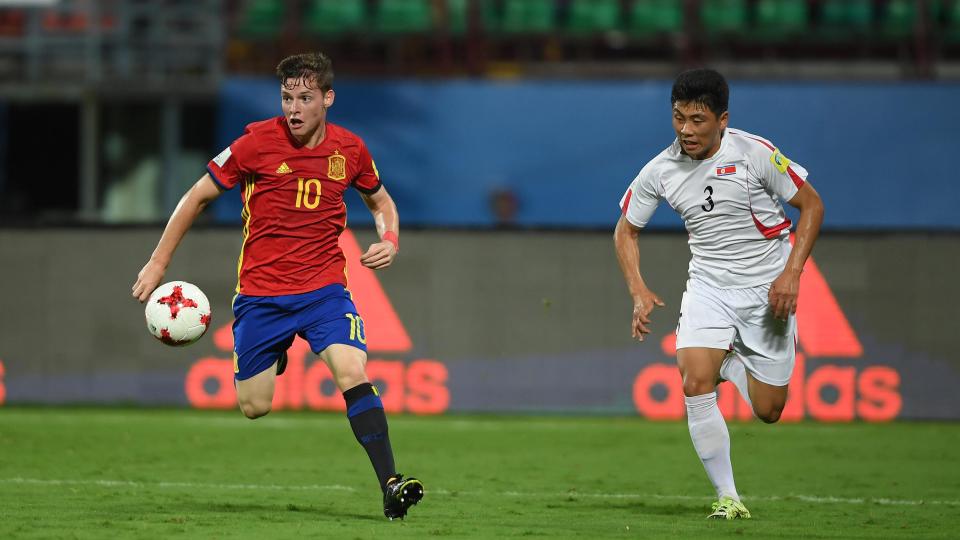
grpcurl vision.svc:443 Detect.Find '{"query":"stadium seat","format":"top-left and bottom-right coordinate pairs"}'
top-left (442, 0), bottom-right (498, 35)
top-left (444, 0), bottom-right (468, 34)
top-left (700, 0), bottom-right (748, 36)
top-left (752, 0), bottom-right (809, 41)
top-left (566, 0), bottom-right (622, 35)
top-left (499, 0), bottom-right (556, 34)
top-left (947, 0), bottom-right (960, 42)
top-left (627, 0), bottom-right (684, 37)
top-left (880, 0), bottom-right (917, 39)
top-left (375, 0), bottom-right (434, 34)
top-left (819, 0), bottom-right (873, 38)
top-left (303, 0), bottom-right (366, 36)
top-left (236, 0), bottom-right (284, 38)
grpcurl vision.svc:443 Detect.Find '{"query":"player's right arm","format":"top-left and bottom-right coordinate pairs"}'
top-left (614, 216), bottom-right (665, 341)
top-left (614, 165), bottom-right (666, 341)
top-left (131, 175), bottom-right (223, 302)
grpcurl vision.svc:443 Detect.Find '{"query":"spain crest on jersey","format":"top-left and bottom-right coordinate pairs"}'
top-left (328, 151), bottom-right (346, 181)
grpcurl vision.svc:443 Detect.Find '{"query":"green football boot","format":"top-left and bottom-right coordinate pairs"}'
top-left (708, 496), bottom-right (752, 519)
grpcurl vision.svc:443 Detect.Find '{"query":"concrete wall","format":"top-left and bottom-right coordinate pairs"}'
top-left (0, 228), bottom-right (957, 420)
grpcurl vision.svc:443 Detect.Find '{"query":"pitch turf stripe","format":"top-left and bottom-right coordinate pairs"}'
top-left (3, 477), bottom-right (958, 507)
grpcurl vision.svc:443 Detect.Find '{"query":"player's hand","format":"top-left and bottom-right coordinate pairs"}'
top-left (132, 260), bottom-right (166, 303)
top-left (768, 268), bottom-right (801, 321)
top-left (360, 241), bottom-right (397, 270)
top-left (631, 289), bottom-right (665, 342)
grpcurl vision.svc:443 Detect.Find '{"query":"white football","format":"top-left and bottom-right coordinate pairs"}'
top-left (144, 281), bottom-right (212, 346)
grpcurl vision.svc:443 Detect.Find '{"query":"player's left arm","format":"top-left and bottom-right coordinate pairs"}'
top-left (769, 182), bottom-right (825, 320)
top-left (359, 186), bottom-right (400, 270)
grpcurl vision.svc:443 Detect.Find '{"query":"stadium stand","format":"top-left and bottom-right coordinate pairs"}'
top-left (375, 0), bottom-right (434, 34)
top-left (627, 0), bottom-right (684, 38)
top-left (235, 0), bottom-right (284, 38)
top-left (499, 0), bottom-right (557, 34)
top-left (302, 0), bottom-right (367, 36)
top-left (565, 0), bottom-right (622, 35)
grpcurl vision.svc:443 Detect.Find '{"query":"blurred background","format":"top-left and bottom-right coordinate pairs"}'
top-left (0, 0), bottom-right (957, 420)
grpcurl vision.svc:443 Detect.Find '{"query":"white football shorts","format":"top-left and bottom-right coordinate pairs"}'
top-left (676, 278), bottom-right (796, 386)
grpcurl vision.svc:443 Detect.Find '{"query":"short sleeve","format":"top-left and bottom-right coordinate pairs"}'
top-left (351, 140), bottom-right (382, 195)
top-left (619, 164), bottom-right (662, 228)
top-left (753, 144), bottom-right (809, 202)
top-left (207, 130), bottom-right (259, 191)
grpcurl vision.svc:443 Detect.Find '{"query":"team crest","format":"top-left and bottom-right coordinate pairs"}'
top-left (328, 151), bottom-right (346, 181)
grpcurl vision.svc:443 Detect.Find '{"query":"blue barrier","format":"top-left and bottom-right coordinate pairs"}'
top-left (213, 78), bottom-right (960, 230)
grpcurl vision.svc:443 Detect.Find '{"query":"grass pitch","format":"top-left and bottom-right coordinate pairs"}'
top-left (1, 408), bottom-right (958, 539)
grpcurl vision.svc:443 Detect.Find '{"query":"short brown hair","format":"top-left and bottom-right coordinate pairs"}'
top-left (276, 52), bottom-right (334, 92)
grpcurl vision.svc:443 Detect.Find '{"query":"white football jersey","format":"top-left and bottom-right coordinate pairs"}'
top-left (619, 128), bottom-right (809, 289)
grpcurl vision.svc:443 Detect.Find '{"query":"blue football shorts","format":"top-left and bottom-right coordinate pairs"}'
top-left (231, 283), bottom-right (367, 381)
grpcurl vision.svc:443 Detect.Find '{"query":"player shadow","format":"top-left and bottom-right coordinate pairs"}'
top-left (572, 498), bottom-right (706, 516)
top-left (158, 500), bottom-right (383, 522)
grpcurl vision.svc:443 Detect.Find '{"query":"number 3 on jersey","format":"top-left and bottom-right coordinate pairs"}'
top-left (701, 185), bottom-right (715, 212)
top-left (295, 178), bottom-right (322, 209)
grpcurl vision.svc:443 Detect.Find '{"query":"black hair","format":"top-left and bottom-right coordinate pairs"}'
top-left (276, 52), bottom-right (334, 92)
top-left (671, 68), bottom-right (729, 116)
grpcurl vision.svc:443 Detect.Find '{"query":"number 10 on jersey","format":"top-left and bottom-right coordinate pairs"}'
top-left (295, 178), bottom-right (322, 209)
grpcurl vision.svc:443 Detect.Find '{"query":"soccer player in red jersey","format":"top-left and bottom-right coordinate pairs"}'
top-left (132, 52), bottom-right (423, 520)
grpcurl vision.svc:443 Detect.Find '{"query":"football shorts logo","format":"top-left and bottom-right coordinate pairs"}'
top-left (770, 148), bottom-right (791, 174)
top-left (716, 164), bottom-right (737, 176)
top-left (328, 151), bottom-right (347, 181)
top-left (275, 162), bottom-right (292, 174)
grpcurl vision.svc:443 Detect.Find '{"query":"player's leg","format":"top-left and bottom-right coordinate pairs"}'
top-left (676, 280), bottom-right (750, 519)
top-left (678, 347), bottom-right (743, 508)
top-left (720, 353), bottom-right (788, 423)
top-left (232, 294), bottom-right (296, 419)
top-left (236, 366), bottom-right (276, 419)
top-left (319, 342), bottom-right (423, 519)
top-left (746, 375), bottom-right (788, 424)
top-left (719, 354), bottom-right (752, 410)
top-left (319, 343), bottom-right (397, 489)
top-left (303, 284), bottom-right (422, 519)
top-left (733, 288), bottom-right (797, 424)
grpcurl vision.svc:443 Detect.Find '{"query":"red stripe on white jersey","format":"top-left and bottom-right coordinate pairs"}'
top-left (787, 166), bottom-right (805, 188)
top-left (744, 135), bottom-right (776, 151)
top-left (621, 189), bottom-right (632, 215)
top-left (752, 213), bottom-right (792, 239)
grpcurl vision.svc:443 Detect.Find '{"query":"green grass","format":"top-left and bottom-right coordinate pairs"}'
top-left (1, 409), bottom-right (958, 538)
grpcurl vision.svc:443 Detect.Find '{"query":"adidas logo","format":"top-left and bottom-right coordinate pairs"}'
top-left (276, 162), bottom-right (292, 174)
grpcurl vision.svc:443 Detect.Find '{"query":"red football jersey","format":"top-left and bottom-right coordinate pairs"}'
top-left (207, 118), bottom-right (382, 296)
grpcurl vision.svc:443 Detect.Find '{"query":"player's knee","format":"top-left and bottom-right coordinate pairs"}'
top-left (334, 365), bottom-right (368, 392)
top-left (239, 398), bottom-right (272, 419)
top-left (682, 377), bottom-right (715, 397)
top-left (754, 404), bottom-right (783, 424)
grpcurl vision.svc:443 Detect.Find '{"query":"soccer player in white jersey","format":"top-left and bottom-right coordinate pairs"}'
top-left (614, 69), bottom-right (824, 519)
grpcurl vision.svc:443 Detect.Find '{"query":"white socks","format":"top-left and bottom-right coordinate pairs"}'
top-left (685, 392), bottom-right (740, 501)
top-left (720, 355), bottom-right (753, 409)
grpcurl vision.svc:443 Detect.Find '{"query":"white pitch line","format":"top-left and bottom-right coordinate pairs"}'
top-left (3, 477), bottom-right (958, 507)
